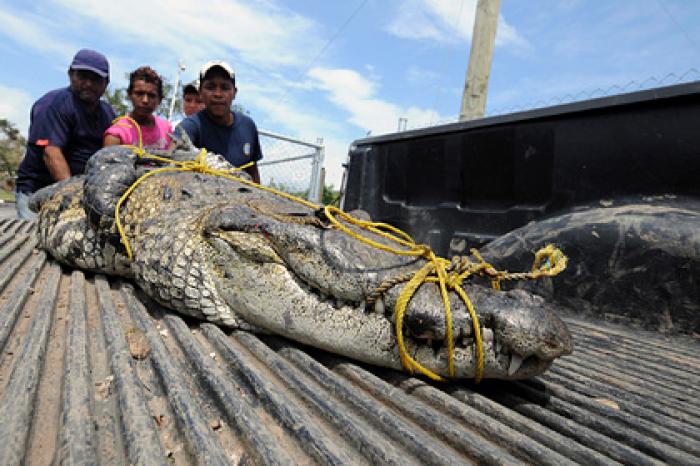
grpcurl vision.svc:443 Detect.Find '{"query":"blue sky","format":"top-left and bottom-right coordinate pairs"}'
top-left (1, 0), bottom-right (700, 186)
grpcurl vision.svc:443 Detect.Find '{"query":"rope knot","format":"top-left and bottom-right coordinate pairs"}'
top-left (417, 244), bottom-right (434, 260)
top-left (445, 271), bottom-right (463, 289)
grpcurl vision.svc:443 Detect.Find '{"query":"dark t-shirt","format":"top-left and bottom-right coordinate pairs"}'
top-left (16, 87), bottom-right (116, 193)
top-left (177, 110), bottom-right (263, 168)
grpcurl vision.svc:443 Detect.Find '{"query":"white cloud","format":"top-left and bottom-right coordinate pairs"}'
top-left (307, 67), bottom-right (446, 136)
top-left (0, 8), bottom-right (77, 60)
top-left (50, 0), bottom-right (322, 71)
top-left (386, 0), bottom-right (529, 48)
top-left (0, 1), bottom-right (327, 93)
top-left (0, 85), bottom-right (33, 136)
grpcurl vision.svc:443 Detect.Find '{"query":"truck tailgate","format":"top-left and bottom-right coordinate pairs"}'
top-left (1, 219), bottom-right (698, 465)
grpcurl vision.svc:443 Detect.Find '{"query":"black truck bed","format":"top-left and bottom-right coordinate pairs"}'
top-left (1, 218), bottom-right (699, 465)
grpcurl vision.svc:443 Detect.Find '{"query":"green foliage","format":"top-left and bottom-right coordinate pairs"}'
top-left (0, 119), bottom-right (26, 191)
top-left (0, 189), bottom-right (14, 201)
top-left (267, 180), bottom-right (307, 198)
top-left (266, 180), bottom-right (341, 206)
top-left (322, 184), bottom-right (341, 206)
top-left (102, 86), bottom-right (129, 116)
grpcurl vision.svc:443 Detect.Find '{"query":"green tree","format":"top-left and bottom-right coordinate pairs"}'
top-left (102, 86), bottom-right (129, 116)
top-left (322, 184), bottom-right (341, 206)
top-left (0, 118), bottom-right (26, 191)
top-left (267, 179), bottom-right (307, 198)
top-left (266, 180), bottom-right (340, 206)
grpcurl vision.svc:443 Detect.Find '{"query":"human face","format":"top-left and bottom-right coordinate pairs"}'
top-left (200, 75), bottom-right (236, 124)
top-left (128, 80), bottom-right (161, 122)
top-left (183, 93), bottom-right (204, 116)
top-left (69, 69), bottom-right (108, 106)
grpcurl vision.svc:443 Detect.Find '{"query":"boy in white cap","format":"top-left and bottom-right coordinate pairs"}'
top-left (177, 61), bottom-right (262, 183)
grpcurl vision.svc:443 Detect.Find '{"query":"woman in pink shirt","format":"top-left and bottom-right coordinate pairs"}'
top-left (104, 66), bottom-right (172, 149)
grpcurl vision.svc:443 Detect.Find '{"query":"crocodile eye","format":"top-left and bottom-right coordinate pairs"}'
top-left (238, 187), bottom-right (251, 193)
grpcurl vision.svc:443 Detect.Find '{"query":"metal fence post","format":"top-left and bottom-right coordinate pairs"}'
top-left (309, 139), bottom-right (325, 203)
top-left (256, 130), bottom-right (325, 203)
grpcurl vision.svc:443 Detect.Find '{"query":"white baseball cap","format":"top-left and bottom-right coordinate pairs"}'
top-left (199, 60), bottom-right (235, 84)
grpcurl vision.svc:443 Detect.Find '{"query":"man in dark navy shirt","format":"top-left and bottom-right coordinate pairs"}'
top-left (177, 61), bottom-right (262, 183)
top-left (15, 49), bottom-right (116, 218)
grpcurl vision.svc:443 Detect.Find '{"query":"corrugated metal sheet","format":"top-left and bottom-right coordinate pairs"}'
top-left (0, 218), bottom-right (698, 465)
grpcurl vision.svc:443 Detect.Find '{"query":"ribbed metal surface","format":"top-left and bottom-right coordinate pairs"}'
top-left (0, 218), bottom-right (698, 465)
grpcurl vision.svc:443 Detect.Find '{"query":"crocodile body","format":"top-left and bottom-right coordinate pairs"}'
top-left (31, 145), bottom-right (572, 380)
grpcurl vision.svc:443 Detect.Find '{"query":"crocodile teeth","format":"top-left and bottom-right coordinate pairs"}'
top-left (508, 353), bottom-right (524, 376)
top-left (495, 340), bottom-right (502, 354)
top-left (373, 298), bottom-right (385, 314)
top-left (481, 328), bottom-right (494, 343)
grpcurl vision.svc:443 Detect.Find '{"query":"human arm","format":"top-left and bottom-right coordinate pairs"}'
top-left (245, 164), bottom-right (260, 184)
top-left (34, 95), bottom-right (73, 181)
top-left (162, 119), bottom-right (175, 150)
top-left (43, 145), bottom-right (72, 181)
top-left (247, 122), bottom-right (263, 184)
top-left (103, 134), bottom-right (123, 146)
top-left (103, 117), bottom-right (133, 147)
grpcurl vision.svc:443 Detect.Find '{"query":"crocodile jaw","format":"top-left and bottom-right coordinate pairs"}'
top-left (207, 232), bottom-right (571, 380)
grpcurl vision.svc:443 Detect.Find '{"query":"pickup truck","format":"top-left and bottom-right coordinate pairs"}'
top-left (0, 83), bottom-right (698, 464)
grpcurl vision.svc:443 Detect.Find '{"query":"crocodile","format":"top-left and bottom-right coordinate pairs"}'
top-left (30, 143), bottom-right (572, 380)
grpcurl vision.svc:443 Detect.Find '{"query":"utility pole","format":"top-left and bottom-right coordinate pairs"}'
top-left (459, 0), bottom-right (500, 121)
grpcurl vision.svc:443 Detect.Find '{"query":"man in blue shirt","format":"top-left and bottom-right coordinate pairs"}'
top-left (15, 49), bottom-right (116, 218)
top-left (177, 61), bottom-right (262, 183)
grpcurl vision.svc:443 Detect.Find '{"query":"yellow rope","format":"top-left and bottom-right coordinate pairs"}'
top-left (321, 205), bottom-right (483, 380)
top-left (111, 115), bottom-right (145, 148)
top-left (110, 119), bottom-right (567, 383)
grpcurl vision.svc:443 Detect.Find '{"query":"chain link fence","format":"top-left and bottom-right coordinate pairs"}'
top-left (400, 68), bottom-right (700, 132)
top-left (257, 130), bottom-right (325, 203)
top-left (486, 68), bottom-right (700, 117)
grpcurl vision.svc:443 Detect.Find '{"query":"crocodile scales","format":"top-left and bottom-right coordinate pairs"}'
top-left (30, 144), bottom-right (572, 380)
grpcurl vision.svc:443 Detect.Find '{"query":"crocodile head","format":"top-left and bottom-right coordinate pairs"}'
top-left (203, 202), bottom-right (573, 380)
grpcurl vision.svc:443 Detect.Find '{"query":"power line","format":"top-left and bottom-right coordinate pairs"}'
top-left (655, 0), bottom-right (700, 59)
top-left (273, 0), bottom-right (368, 111)
top-left (302, 0), bottom-right (368, 76)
